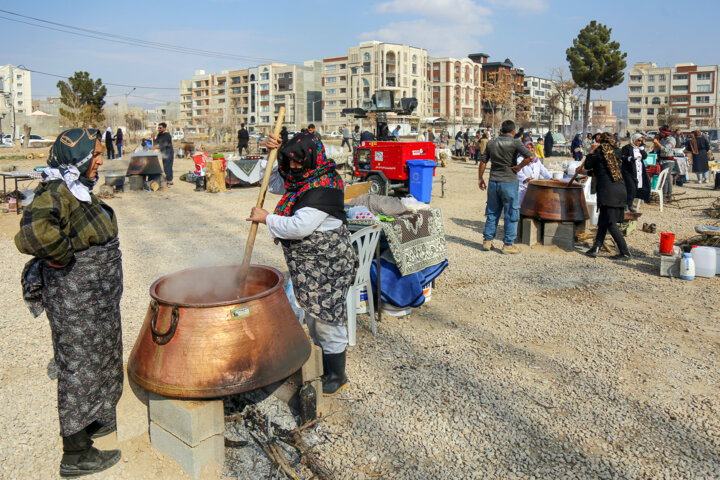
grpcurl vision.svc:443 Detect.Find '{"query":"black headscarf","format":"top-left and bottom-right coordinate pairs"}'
top-left (46, 128), bottom-right (100, 188)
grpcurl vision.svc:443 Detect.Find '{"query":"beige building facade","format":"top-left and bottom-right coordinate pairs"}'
top-left (628, 62), bottom-right (720, 131)
top-left (0, 64), bottom-right (32, 137)
top-left (426, 57), bottom-right (481, 124)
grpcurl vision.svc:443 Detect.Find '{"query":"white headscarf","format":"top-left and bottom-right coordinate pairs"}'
top-left (43, 165), bottom-right (92, 203)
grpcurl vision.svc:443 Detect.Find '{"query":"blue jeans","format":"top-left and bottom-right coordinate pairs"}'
top-left (483, 180), bottom-right (520, 245)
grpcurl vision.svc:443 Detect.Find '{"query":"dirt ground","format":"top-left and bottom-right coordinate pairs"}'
top-left (0, 142), bottom-right (718, 479)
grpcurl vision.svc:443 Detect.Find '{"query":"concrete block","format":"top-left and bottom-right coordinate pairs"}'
top-left (148, 393), bottom-right (224, 447)
top-left (127, 175), bottom-right (144, 191)
top-left (310, 378), bottom-right (323, 410)
top-left (150, 422), bottom-right (224, 480)
top-left (544, 234), bottom-right (575, 250)
top-left (264, 377), bottom-right (300, 405)
top-left (520, 217), bottom-right (540, 246)
top-left (301, 344), bottom-right (324, 382)
top-left (543, 221), bottom-right (561, 238)
top-left (660, 254), bottom-right (680, 277)
top-left (115, 365), bottom-right (149, 442)
top-left (575, 220), bottom-right (588, 237)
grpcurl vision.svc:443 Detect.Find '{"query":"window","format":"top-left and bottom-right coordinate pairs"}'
top-left (696, 84), bottom-right (711, 92)
top-left (326, 100), bottom-right (336, 106)
top-left (659, 74), bottom-right (666, 81)
top-left (648, 75), bottom-right (655, 82)
top-left (674, 74), bottom-right (688, 80)
top-left (697, 73), bottom-right (712, 80)
top-left (326, 88), bottom-right (336, 95)
top-left (260, 94), bottom-right (268, 101)
top-left (231, 88), bottom-right (242, 94)
top-left (261, 83), bottom-right (269, 90)
top-left (696, 96), bottom-right (710, 104)
top-left (363, 53), bottom-right (370, 61)
top-left (326, 77), bottom-right (336, 83)
top-left (630, 119), bottom-right (641, 125)
top-left (260, 73), bottom-right (269, 80)
top-left (17, 92), bottom-right (22, 97)
top-left (325, 113), bottom-right (336, 118)
top-left (629, 97), bottom-right (641, 103)
top-left (339, 64), bottom-right (346, 69)
top-left (433, 86), bottom-right (440, 92)
top-left (659, 85), bottom-right (666, 93)
top-left (433, 65), bottom-right (440, 70)
top-left (630, 75), bottom-right (642, 82)
top-left (412, 55), bottom-right (417, 62)
top-left (647, 108), bottom-right (654, 115)
top-left (412, 64), bottom-right (417, 75)
top-left (629, 108), bottom-right (641, 114)
top-left (261, 105), bottom-right (269, 112)
top-left (646, 120), bottom-right (654, 126)
top-left (17, 100), bottom-right (22, 105)
top-left (647, 86), bottom-right (655, 93)
top-left (673, 96), bottom-right (689, 103)
top-left (694, 108), bottom-right (711, 115)
top-left (274, 95), bottom-right (284, 102)
top-left (673, 85), bottom-right (688, 91)
top-left (630, 86), bottom-right (642, 92)
top-left (261, 116), bottom-right (269, 122)
top-left (532, 81), bottom-right (538, 87)
top-left (325, 65), bottom-right (336, 71)
top-left (673, 108), bottom-right (687, 114)
top-left (433, 97), bottom-right (439, 103)
top-left (652, 97), bottom-right (661, 104)
top-left (433, 108), bottom-right (440, 114)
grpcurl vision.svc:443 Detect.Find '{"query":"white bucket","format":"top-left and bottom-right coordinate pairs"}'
top-left (692, 246), bottom-right (716, 278)
top-left (381, 302), bottom-right (412, 317)
top-left (356, 285), bottom-right (368, 314)
top-left (552, 171), bottom-right (563, 180)
top-left (423, 283), bottom-right (432, 302)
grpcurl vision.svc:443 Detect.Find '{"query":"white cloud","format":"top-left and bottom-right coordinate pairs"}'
top-left (485, 0), bottom-right (549, 13)
top-left (360, 0), bottom-right (494, 57)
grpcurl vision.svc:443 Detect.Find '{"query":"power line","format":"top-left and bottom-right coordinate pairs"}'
top-left (24, 67), bottom-right (178, 90)
top-left (0, 9), bottom-right (294, 64)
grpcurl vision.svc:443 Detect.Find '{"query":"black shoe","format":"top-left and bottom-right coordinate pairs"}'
top-left (585, 246), bottom-right (599, 258)
top-left (86, 419), bottom-right (116, 439)
top-left (609, 252), bottom-right (632, 260)
top-left (321, 351), bottom-right (348, 397)
top-left (60, 447), bottom-right (121, 478)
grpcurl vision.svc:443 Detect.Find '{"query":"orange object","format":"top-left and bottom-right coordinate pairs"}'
top-left (659, 232), bottom-right (675, 255)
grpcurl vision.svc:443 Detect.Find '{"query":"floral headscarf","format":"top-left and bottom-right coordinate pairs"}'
top-left (273, 132), bottom-right (344, 217)
top-left (599, 132), bottom-right (621, 182)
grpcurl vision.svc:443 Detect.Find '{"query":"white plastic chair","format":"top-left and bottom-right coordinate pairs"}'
top-left (637, 168), bottom-right (670, 212)
top-left (346, 224), bottom-right (382, 346)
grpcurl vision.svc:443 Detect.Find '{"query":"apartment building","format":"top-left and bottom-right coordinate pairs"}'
top-left (523, 75), bottom-right (577, 133)
top-left (0, 64), bottom-right (32, 137)
top-left (590, 100), bottom-right (617, 130)
top-left (426, 57), bottom-right (481, 123)
top-left (628, 62), bottom-right (720, 130)
top-left (322, 41), bottom-right (429, 133)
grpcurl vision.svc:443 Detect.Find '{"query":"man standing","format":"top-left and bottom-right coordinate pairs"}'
top-left (352, 125), bottom-right (361, 156)
top-left (308, 124), bottom-right (321, 141)
top-left (393, 125), bottom-right (401, 141)
top-left (341, 124), bottom-right (352, 151)
top-left (237, 123), bottom-right (249, 155)
top-left (478, 120), bottom-right (535, 254)
top-left (154, 122), bottom-right (174, 186)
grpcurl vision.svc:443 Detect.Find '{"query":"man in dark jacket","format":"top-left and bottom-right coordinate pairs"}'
top-left (544, 131), bottom-right (554, 157)
top-left (153, 122), bottom-right (174, 185)
top-left (237, 124), bottom-right (249, 155)
top-left (478, 120), bottom-right (535, 254)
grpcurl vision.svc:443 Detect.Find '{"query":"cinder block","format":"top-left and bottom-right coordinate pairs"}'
top-left (116, 365), bottom-right (149, 442)
top-left (301, 344), bottom-right (324, 382)
top-left (543, 221), bottom-right (561, 237)
top-left (264, 377), bottom-right (300, 404)
top-left (544, 234), bottom-right (575, 250)
top-left (310, 378), bottom-right (323, 410)
top-left (520, 217), bottom-right (540, 246)
top-left (148, 393), bottom-right (224, 447)
top-left (660, 254), bottom-right (680, 277)
top-left (575, 220), bottom-right (588, 237)
top-left (150, 422), bottom-right (224, 480)
top-left (127, 175), bottom-right (144, 191)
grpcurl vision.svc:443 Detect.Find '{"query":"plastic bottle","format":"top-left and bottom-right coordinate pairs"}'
top-left (680, 253), bottom-right (695, 280)
top-left (691, 246), bottom-right (717, 278)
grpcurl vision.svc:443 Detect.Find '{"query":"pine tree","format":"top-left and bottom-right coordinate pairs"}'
top-left (566, 21), bottom-right (627, 135)
top-left (57, 72), bottom-right (107, 128)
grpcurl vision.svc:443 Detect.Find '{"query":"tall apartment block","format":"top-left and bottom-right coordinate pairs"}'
top-left (426, 57), bottom-right (481, 123)
top-left (628, 62), bottom-right (720, 131)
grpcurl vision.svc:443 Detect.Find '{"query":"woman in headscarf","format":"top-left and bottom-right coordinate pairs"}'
top-left (687, 130), bottom-right (710, 183)
top-left (571, 133), bottom-right (583, 162)
top-left (115, 127), bottom-right (124, 158)
top-left (15, 128), bottom-right (123, 477)
top-left (544, 131), bottom-right (554, 157)
top-left (516, 141), bottom-right (551, 205)
top-left (247, 132), bottom-right (357, 396)
top-left (620, 133), bottom-right (650, 211)
top-left (105, 127), bottom-right (115, 160)
top-left (584, 132), bottom-right (631, 259)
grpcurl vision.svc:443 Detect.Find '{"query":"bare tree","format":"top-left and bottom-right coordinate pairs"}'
top-left (549, 67), bottom-right (578, 136)
top-left (657, 104), bottom-right (682, 130)
top-left (481, 72), bottom-right (514, 133)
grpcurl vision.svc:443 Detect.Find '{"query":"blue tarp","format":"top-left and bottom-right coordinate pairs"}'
top-left (370, 258), bottom-right (448, 308)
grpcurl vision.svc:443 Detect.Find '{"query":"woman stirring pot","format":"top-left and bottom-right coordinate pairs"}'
top-left (247, 132), bottom-right (357, 396)
top-left (15, 128), bottom-right (124, 477)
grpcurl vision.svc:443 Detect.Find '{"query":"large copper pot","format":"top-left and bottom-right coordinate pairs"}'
top-left (128, 264), bottom-right (311, 398)
top-left (520, 179), bottom-right (589, 222)
top-left (126, 152), bottom-right (163, 175)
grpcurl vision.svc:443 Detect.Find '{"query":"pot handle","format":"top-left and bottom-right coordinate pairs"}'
top-left (149, 300), bottom-right (180, 345)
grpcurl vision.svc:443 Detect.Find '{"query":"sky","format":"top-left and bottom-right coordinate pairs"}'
top-left (2, 0), bottom-right (719, 109)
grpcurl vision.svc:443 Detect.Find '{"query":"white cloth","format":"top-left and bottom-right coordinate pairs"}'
top-left (516, 156), bottom-right (552, 204)
top-left (43, 166), bottom-right (92, 203)
top-left (632, 146), bottom-right (643, 188)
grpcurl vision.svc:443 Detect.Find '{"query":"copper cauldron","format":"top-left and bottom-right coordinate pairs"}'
top-left (520, 179), bottom-right (589, 222)
top-left (126, 152), bottom-right (163, 176)
top-left (128, 264), bottom-right (311, 398)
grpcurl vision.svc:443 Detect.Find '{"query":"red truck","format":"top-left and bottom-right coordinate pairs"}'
top-left (353, 141), bottom-right (436, 195)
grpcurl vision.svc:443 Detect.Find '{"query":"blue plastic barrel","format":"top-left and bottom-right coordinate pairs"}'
top-left (406, 159), bottom-right (436, 203)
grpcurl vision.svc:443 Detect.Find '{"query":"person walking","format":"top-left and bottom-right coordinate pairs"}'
top-left (105, 127), bottom-right (115, 160)
top-left (15, 128), bottom-right (124, 477)
top-left (544, 131), bottom-right (554, 158)
top-left (477, 120), bottom-right (535, 254)
top-left (153, 122), bottom-right (174, 186)
top-left (653, 126), bottom-right (676, 197)
top-left (584, 133), bottom-right (631, 259)
top-left (570, 133), bottom-right (583, 162)
top-left (280, 126), bottom-right (289, 146)
top-left (352, 125), bottom-right (361, 156)
top-left (687, 130), bottom-right (710, 183)
top-left (237, 123), bottom-right (250, 155)
top-left (115, 127), bottom-right (124, 158)
top-left (341, 124), bottom-right (352, 151)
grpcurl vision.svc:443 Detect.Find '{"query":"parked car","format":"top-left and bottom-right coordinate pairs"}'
top-left (647, 130), bottom-right (659, 138)
top-left (20, 134), bottom-right (53, 147)
top-left (172, 129), bottom-right (184, 141)
top-left (1, 134), bottom-right (13, 145)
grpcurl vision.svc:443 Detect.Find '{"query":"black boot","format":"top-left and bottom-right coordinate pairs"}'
top-left (321, 351), bottom-right (348, 396)
top-left (585, 245), bottom-right (599, 258)
top-left (85, 418), bottom-right (117, 439)
top-left (60, 429), bottom-right (121, 478)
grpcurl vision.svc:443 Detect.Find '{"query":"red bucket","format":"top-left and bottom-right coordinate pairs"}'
top-left (659, 232), bottom-right (675, 255)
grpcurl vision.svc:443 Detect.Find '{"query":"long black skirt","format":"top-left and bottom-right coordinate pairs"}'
top-left (597, 206), bottom-right (625, 227)
top-left (281, 226), bottom-right (356, 327)
top-left (42, 238), bottom-right (124, 437)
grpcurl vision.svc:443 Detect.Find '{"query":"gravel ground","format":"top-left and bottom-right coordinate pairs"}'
top-left (1, 149), bottom-right (719, 479)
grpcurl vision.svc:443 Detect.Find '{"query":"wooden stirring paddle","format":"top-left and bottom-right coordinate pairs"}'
top-left (237, 107), bottom-right (286, 292)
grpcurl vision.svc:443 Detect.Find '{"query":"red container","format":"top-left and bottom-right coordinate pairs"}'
top-left (659, 232), bottom-right (675, 255)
